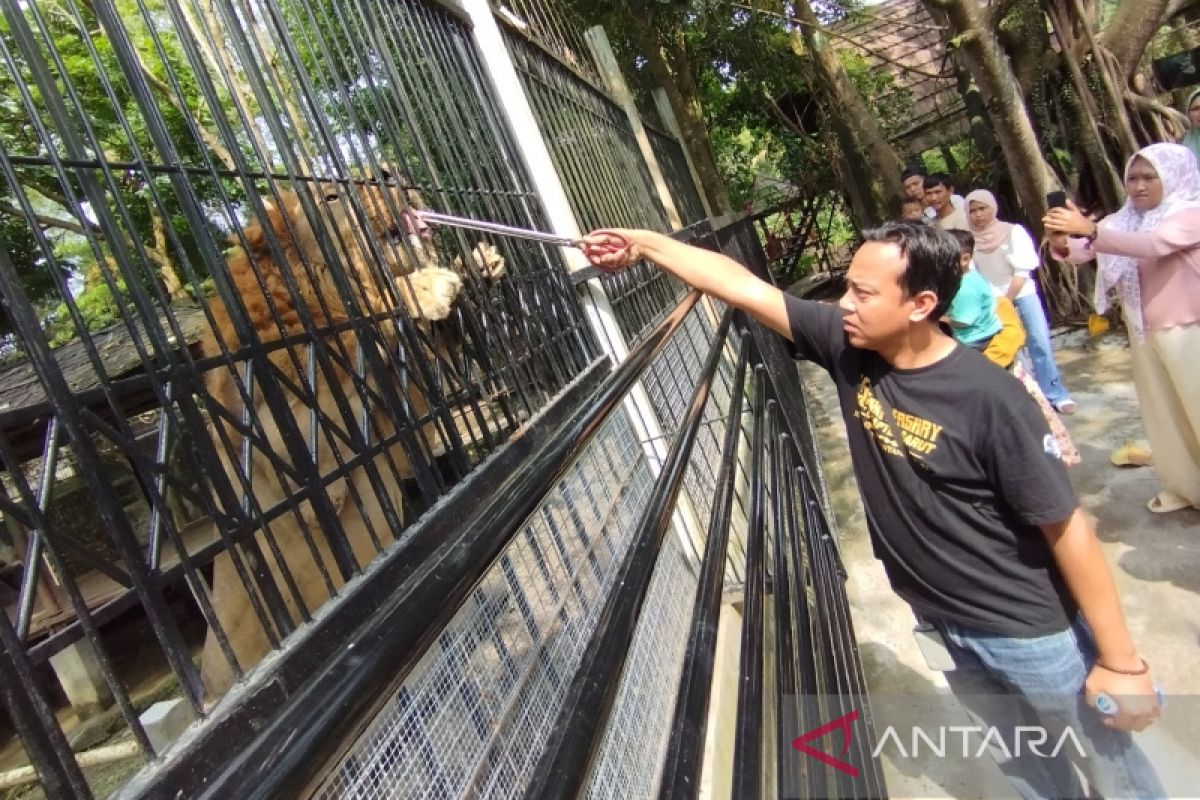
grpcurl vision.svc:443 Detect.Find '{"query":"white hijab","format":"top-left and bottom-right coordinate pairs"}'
top-left (1099, 143), bottom-right (1200, 338)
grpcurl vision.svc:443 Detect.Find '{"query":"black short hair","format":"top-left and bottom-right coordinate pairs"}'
top-left (948, 229), bottom-right (975, 254)
top-left (899, 196), bottom-right (923, 209)
top-left (923, 172), bottom-right (953, 191)
top-left (900, 165), bottom-right (928, 183)
top-left (860, 222), bottom-right (962, 319)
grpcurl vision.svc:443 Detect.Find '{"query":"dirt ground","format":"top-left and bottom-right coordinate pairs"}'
top-left (800, 329), bottom-right (1200, 799)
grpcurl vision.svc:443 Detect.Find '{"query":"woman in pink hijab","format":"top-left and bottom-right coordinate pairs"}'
top-left (1045, 142), bottom-right (1200, 514)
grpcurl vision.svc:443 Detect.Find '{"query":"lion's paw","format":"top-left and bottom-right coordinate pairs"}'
top-left (470, 242), bottom-right (507, 282)
top-left (409, 268), bottom-right (462, 321)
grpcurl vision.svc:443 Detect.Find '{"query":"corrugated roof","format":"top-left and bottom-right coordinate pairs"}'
top-left (832, 0), bottom-right (968, 151)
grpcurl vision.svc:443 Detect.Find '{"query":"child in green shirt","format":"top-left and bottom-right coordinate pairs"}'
top-left (945, 230), bottom-right (1002, 350)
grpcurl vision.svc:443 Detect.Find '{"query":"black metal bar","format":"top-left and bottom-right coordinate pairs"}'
top-left (801, 463), bottom-right (886, 797)
top-left (781, 437), bottom-right (827, 800)
top-left (731, 363), bottom-right (768, 800)
top-left (769, 402), bottom-right (805, 798)
top-left (117, 350), bottom-right (609, 799)
top-left (135, 292), bottom-right (701, 800)
top-left (17, 0), bottom-right (306, 647)
top-left (656, 334), bottom-right (749, 800)
top-left (0, 612), bottom-right (94, 799)
top-left (0, 277), bottom-right (161, 762)
top-left (520, 303), bottom-right (734, 800)
top-left (795, 460), bottom-right (865, 799)
top-left (0, 195), bottom-right (202, 730)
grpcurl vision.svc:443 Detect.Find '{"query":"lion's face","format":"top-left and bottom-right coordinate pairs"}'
top-left (236, 174), bottom-right (439, 285)
top-left (317, 173), bottom-right (441, 278)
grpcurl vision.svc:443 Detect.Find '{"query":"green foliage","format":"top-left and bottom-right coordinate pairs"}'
top-left (45, 278), bottom-right (129, 349)
top-left (0, 0), bottom-right (243, 348)
top-left (567, 0), bottom-right (910, 216)
top-left (840, 49), bottom-right (913, 140)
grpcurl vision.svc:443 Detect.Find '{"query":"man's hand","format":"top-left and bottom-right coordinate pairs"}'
top-left (1041, 509), bottom-right (1159, 732)
top-left (580, 229), bottom-right (638, 272)
top-left (1084, 662), bottom-right (1161, 732)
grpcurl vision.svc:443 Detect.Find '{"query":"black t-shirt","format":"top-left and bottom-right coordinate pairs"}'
top-left (786, 296), bottom-right (1079, 636)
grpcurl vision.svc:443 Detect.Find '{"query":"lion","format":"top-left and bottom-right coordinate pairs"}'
top-left (197, 175), bottom-right (504, 698)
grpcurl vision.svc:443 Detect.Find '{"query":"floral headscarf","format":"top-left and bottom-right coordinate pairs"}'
top-left (1098, 143), bottom-right (1200, 338)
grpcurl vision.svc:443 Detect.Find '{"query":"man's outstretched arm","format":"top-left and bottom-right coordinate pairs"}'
top-left (581, 229), bottom-right (792, 340)
top-left (1041, 509), bottom-right (1159, 732)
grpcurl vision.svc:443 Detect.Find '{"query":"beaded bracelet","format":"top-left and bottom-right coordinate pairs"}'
top-left (1095, 657), bottom-right (1149, 676)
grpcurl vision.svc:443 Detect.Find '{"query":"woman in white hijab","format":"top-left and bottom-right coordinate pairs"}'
top-left (1045, 143), bottom-right (1200, 513)
top-left (967, 189), bottom-right (1075, 414)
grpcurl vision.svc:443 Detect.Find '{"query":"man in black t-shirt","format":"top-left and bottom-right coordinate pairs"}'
top-left (581, 223), bottom-right (1163, 798)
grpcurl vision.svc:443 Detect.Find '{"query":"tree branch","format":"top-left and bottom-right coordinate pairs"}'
top-left (1125, 91), bottom-right (1188, 131)
top-left (23, 180), bottom-right (75, 212)
top-left (0, 200), bottom-right (96, 236)
top-left (0, 197), bottom-right (179, 278)
top-left (76, 0), bottom-right (236, 170)
top-left (763, 88), bottom-right (809, 138)
top-left (1096, 0), bottom-right (1173, 81)
top-left (1167, 0), bottom-right (1200, 18)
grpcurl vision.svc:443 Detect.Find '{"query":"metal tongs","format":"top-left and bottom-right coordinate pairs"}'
top-left (417, 210), bottom-right (630, 263)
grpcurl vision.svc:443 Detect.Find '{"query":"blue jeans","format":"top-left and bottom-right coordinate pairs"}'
top-left (1014, 293), bottom-right (1070, 404)
top-left (930, 615), bottom-right (1164, 799)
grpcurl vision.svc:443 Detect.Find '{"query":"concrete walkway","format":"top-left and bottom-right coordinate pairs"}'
top-left (799, 331), bottom-right (1200, 799)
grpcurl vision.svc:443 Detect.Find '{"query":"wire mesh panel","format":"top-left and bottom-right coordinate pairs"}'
top-left (583, 317), bottom-right (750, 799)
top-left (307, 295), bottom-right (751, 800)
top-left (500, 19), bottom-right (686, 346)
top-left (639, 302), bottom-right (749, 582)
top-left (584, 532), bottom-right (695, 800)
top-left (645, 123), bottom-right (707, 227)
top-left (310, 406), bottom-right (653, 799)
top-left (0, 0), bottom-right (600, 791)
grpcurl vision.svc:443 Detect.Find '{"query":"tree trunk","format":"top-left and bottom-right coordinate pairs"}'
top-left (792, 0), bottom-right (904, 225)
top-left (1006, 0), bottom-right (1059, 169)
top-left (1099, 0), bottom-right (1172, 81)
top-left (951, 56), bottom-right (998, 163)
top-left (1043, 3), bottom-right (1123, 209)
top-left (939, 144), bottom-right (960, 175)
top-left (1064, 84), bottom-right (1122, 209)
top-left (826, 110), bottom-right (881, 227)
top-left (186, 0), bottom-right (273, 166)
top-left (1006, 0), bottom-right (1051, 97)
top-left (639, 27), bottom-right (732, 216)
top-left (924, 0), bottom-right (1058, 229)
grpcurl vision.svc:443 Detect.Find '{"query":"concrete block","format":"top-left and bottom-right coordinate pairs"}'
top-left (139, 698), bottom-right (198, 755)
top-left (49, 641), bottom-right (114, 720)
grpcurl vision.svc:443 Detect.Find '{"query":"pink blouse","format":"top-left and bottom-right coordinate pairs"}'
top-left (1061, 207), bottom-right (1200, 331)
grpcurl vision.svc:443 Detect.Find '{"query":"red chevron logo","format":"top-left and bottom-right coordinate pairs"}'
top-left (791, 709), bottom-right (860, 778)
